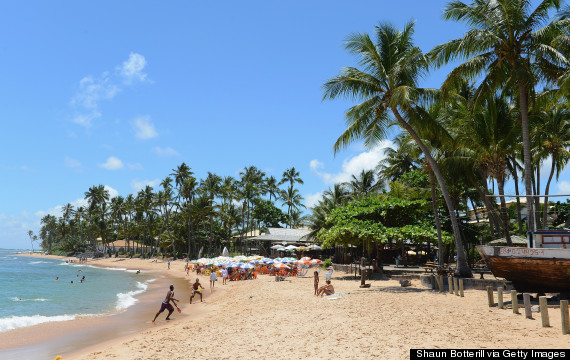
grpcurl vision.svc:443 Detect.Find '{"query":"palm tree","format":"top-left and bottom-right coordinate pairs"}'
top-left (264, 175), bottom-right (281, 202)
top-left (456, 93), bottom-right (520, 245)
top-left (430, 0), bottom-right (570, 233)
top-left (344, 169), bottom-right (383, 199)
top-left (323, 21), bottom-right (472, 276)
top-left (27, 230), bottom-right (35, 252)
top-left (534, 106), bottom-right (570, 226)
top-left (279, 167), bottom-right (304, 188)
top-left (281, 186), bottom-right (305, 228)
top-left (377, 134), bottom-right (421, 182)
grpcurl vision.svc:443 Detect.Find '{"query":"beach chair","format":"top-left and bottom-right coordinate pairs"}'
top-left (253, 271), bottom-right (258, 279)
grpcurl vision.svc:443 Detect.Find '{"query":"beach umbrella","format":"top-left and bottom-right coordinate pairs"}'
top-left (297, 246), bottom-right (310, 251)
top-left (308, 244), bottom-right (322, 250)
top-left (241, 263), bottom-right (255, 269)
top-left (263, 258), bottom-right (274, 264)
top-left (274, 263), bottom-right (290, 269)
top-left (300, 256), bottom-right (311, 262)
top-left (270, 244), bottom-right (283, 249)
top-left (228, 262), bottom-right (241, 268)
top-left (285, 245), bottom-right (298, 250)
top-left (311, 259), bottom-right (322, 265)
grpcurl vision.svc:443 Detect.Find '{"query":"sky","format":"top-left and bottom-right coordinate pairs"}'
top-left (2, 0), bottom-right (569, 249)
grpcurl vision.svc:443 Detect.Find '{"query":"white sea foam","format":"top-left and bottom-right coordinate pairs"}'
top-left (0, 314), bottom-right (77, 333)
top-left (11, 297), bottom-right (49, 302)
top-left (29, 261), bottom-right (50, 264)
top-left (115, 281), bottom-right (148, 311)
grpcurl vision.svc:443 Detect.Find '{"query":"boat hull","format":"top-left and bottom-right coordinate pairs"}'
top-left (477, 245), bottom-right (570, 293)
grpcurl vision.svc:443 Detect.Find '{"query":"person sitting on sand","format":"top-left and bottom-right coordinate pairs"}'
top-left (152, 285), bottom-right (179, 323)
top-left (190, 278), bottom-right (204, 303)
top-left (317, 280), bottom-right (334, 297)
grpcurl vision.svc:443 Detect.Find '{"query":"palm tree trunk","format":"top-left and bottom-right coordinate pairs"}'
top-left (543, 154), bottom-right (556, 228)
top-left (519, 82), bottom-right (535, 234)
top-left (496, 175), bottom-right (512, 246)
top-left (428, 169), bottom-right (444, 266)
top-left (507, 157), bottom-right (523, 234)
top-left (392, 108), bottom-right (472, 277)
top-left (535, 164), bottom-right (542, 229)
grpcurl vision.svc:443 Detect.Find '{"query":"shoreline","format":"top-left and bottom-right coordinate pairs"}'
top-left (4, 254), bottom-right (570, 359)
top-left (1, 254), bottom-right (211, 360)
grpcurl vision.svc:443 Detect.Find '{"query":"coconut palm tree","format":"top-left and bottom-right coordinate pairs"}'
top-left (279, 167), bottom-right (304, 188)
top-left (430, 0), bottom-right (570, 233)
top-left (264, 175), bottom-right (281, 202)
top-left (323, 21), bottom-right (472, 276)
top-left (344, 169), bottom-right (383, 199)
top-left (533, 106), bottom-right (570, 226)
top-left (377, 134), bottom-right (421, 182)
top-left (281, 186), bottom-right (305, 228)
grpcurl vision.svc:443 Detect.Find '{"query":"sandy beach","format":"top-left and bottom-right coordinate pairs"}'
top-left (3, 254), bottom-right (569, 360)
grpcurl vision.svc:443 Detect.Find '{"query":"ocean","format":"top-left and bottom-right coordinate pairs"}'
top-left (0, 249), bottom-right (154, 333)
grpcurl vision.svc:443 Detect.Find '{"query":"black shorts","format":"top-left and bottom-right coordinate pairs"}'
top-left (159, 302), bottom-right (174, 313)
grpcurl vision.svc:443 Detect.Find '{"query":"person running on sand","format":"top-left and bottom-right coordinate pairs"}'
top-left (317, 280), bottom-right (334, 297)
top-left (313, 271), bottom-right (319, 295)
top-left (210, 270), bottom-right (217, 289)
top-left (152, 285), bottom-right (179, 323)
top-left (190, 279), bottom-right (204, 303)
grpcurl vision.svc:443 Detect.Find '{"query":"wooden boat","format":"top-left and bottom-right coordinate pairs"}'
top-left (477, 230), bottom-right (570, 294)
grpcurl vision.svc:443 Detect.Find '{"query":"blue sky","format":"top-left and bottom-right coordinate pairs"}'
top-left (2, 0), bottom-right (568, 249)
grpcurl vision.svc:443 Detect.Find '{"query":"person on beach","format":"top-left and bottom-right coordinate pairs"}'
top-left (190, 278), bottom-right (204, 303)
top-left (210, 270), bottom-right (217, 290)
top-left (152, 285), bottom-right (179, 323)
top-left (221, 268), bottom-right (228, 285)
top-left (168, 260), bottom-right (171, 270)
top-left (317, 280), bottom-right (334, 297)
top-left (313, 271), bottom-right (319, 295)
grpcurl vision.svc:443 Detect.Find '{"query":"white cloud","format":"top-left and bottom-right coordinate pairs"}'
top-left (132, 116), bottom-right (158, 139)
top-left (557, 181), bottom-right (570, 194)
top-left (310, 140), bottom-right (392, 185)
top-left (131, 179), bottom-right (160, 192)
top-left (152, 146), bottom-right (179, 157)
top-left (127, 163), bottom-right (143, 170)
top-left (72, 74), bottom-right (120, 110)
top-left (99, 156), bottom-right (124, 170)
top-left (64, 156), bottom-right (81, 168)
top-left (119, 53), bottom-right (148, 83)
top-left (304, 192), bottom-right (323, 209)
top-left (70, 53), bottom-right (149, 127)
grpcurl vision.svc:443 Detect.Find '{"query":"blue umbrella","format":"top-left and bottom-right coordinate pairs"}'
top-left (228, 262), bottom-right (240, 268)
top-left (263, 258), bottom-right (274, 264)
top-left (241, 263), bottom-right (255, 269)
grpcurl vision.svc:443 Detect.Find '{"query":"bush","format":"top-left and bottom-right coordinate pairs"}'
top-left (133, 253), bottom-right (141, 258)
top-left (322, 258), bottom-right (332, 269)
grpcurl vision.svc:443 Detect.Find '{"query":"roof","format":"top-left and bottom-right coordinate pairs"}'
top-left (487, 235), bottom-right (528, 246)
top-left (248, 227), bottom-right (311, 243)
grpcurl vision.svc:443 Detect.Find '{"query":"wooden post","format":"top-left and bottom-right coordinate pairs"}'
top-left (448, 276), bottom-right (454, 294)
top-left (453, 277), bottom-right (459, 296)
top-left (523, 293), bottom-right (532, 319)
top-left (511, 290), bottom-right (519, 314)
top-left (539, 296), bottom-right (549, 327)
top-left (435, 275), bottom-right (443, 292)
top-left (487, 286), bottom-right (494, 307)
top-left (439, 275), bottom-right (445, 293)
top-left (561, 300), bottom-right (569, 335)
top-left (497, 288), bottom-right (504, 309)
top-left (459, 279), bottom-right (464, 297)
top-left (360, 268), bottom-right (366, 287)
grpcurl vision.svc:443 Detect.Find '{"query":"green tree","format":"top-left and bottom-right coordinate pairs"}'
top-left (323, 22), bottom-right (472, 276)
top-left (430, 0), bottom-right (570, 233)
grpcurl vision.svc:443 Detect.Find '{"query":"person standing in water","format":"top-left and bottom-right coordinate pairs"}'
top-left (152, 285), bottom-right (179, 323)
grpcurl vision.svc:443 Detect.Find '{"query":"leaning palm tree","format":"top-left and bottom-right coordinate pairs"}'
top-left (323, 21), bottom-right (472, 276)
top-left (430, 0), bottom-right (570, 233)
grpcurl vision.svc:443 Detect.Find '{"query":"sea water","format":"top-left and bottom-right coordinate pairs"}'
top-left (0, 249), bottom-right (154, 333)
